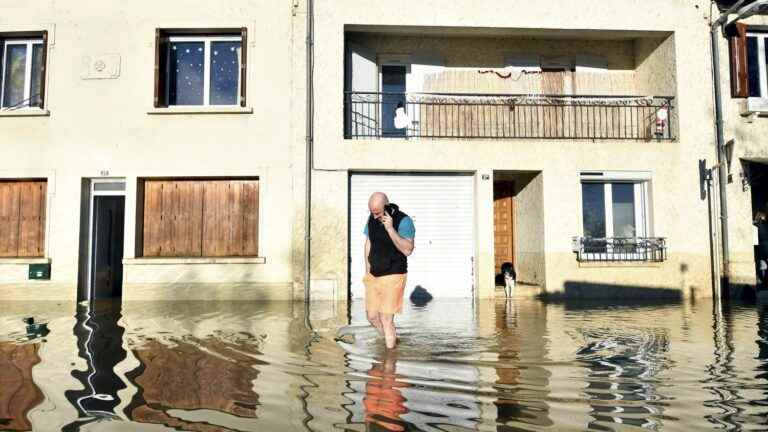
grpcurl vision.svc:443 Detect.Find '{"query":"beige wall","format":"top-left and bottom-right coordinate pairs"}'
top-left (311, 0), bottom-right (716, 300)
top-left (347, 33), bottom-right (643, 95)
top-left (716, 13), bottom-right (768, 289)
top-left (0, 1), bottom-right (305, 300)
top-left (512, 172), bottom-right (546, 287)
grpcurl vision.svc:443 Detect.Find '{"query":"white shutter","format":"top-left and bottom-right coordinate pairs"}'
top-left (407, 55), bottom-right (444, 137)
top-left (345, 43), bottom-right (378, 93)
top-left (350, 173), bottom-right (475, 299)
top-left (345, 43), bottom-right (378, 137)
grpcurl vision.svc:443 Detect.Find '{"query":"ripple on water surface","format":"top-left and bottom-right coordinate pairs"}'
top-left (0, 299), bottom-right (767, 431)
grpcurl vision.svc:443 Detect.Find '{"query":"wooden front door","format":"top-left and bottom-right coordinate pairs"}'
top-left (494, 181), bottom-right (515, 274)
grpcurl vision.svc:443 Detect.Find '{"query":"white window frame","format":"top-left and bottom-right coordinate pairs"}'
top-left (377, 60), bottom-right (410, 137)
top-left (86, 178), bottom-right (126, 300)
top-left (165, 35), bottom-right (242, 107)
top-left (0, 38), bottom-right (43, 110)
top-left (747, 32), bottom-right (768, 98)
top-left (580, 172), bottom-right (653, 259)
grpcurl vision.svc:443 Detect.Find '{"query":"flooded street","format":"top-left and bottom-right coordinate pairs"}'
top-left (1, 298), bottom-right (767, 431)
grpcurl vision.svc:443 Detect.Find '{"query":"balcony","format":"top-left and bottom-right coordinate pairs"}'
top-left (572, 237), bottom-right (668, 263)
top-left (343, 27), bottom-right (678, 141)
top-left (344, 92), bottom-right (675, 140)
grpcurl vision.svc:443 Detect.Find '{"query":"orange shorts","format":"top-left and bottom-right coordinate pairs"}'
top-left (363, 273), bottom-right (407, 315)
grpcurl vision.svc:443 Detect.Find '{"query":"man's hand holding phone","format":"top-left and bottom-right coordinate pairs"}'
top-left (381, 211), bottom-right (394, 232)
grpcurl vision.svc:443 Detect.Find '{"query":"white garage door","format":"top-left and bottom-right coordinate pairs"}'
top-left (350, 173), bottom-right (475, 299)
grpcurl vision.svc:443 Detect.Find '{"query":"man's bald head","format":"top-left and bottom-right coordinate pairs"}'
top-left (368, 192), bottom-right (389, 219)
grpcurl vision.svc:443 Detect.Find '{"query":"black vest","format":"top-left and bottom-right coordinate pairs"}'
top-left (367, 204), bottom-right (408, 276)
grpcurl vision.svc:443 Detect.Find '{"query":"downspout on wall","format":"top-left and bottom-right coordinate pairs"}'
top-left (710, 16), bottom-right (732, 301)
top-left (304, 0), bottom-right (315, 329)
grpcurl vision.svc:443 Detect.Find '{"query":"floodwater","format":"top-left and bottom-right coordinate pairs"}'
top-left (1, 298), bottom-right (768, 431)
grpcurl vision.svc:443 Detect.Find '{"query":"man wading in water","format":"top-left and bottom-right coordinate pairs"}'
top-left (363, 192), bottom-right (415, 349)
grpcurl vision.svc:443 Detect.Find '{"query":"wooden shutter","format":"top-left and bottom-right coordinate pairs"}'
top-left (0, 181), bottom-right (46, 258)
top-left (202, 180), bottom-right (259, 257)
top-left (0, 183), bottom-right (21, 257)
top-left (143, 179), bottom-right (258, 257)
top-left (728, 23), bottom-right (749, 98)
top-left (142, 180), bottom-right (163, 256)
top-left (38, 30), bottom-right (48, 109)
top-left (165, 181), bottom-right (203, 256)
top-left (18, 182), bottom-right (46, 257)
top-left (242, 181), bottom-right (259, 256)
top-left (153, 29), bottom-right (168, 108)
top-left (240, 27), bottom-right (248, 107)
top-left (142, 180), bottom-right (204, 257)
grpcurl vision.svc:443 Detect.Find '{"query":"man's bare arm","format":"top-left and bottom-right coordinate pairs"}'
top-left (385, 227), bottom-right (414, 256)
top-left (364, 237), bottom-right (371, 274)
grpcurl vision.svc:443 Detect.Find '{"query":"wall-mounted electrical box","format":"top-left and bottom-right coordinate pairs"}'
top-left (29, 263), bottom-right (51, 280)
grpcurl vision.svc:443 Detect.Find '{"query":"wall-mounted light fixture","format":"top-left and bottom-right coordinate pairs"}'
top-left (725, 139), bottom-right (735, 170)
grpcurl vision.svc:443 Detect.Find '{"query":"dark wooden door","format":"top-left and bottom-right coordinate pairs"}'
top-left (91, 196), bottom-right (125, 299)
top-left (494, 181), bottom-right (515, 274)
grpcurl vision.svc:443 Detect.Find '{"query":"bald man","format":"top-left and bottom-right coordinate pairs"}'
top-left (363, 192), bottom-right (415, 349)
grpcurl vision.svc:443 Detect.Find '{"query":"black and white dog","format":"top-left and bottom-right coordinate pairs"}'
top-left (500, 262), bottom-right (516, 298)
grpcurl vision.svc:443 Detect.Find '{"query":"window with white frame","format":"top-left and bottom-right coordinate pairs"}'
top-left (1, 38), bottom-right (45, 109)
top-left (747, 32), bottom-right (768, 98)
top-left (154, 29), bottom-right (247, 108)
top-left (580, 173), bottom-right (650, 240)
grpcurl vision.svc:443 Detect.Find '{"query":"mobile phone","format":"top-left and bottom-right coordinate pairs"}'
top-left (384, 204), bottom-right (395, 216)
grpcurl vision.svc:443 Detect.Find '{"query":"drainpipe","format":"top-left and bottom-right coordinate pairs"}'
top-left (304, 0), bottom-right (315, 327)
top-left (710, 20), bottom-right (731, 301)
top-left (709, 0), bottom-right (750, 300)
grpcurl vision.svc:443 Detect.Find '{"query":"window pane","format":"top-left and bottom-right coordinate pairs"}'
top-left (765, 38), bottom-right (768, 97)
top-left (29, 44), bottom-right (43, 107)
top-left (582, 183), bottom-right (606, 238)
top-left (612, 183), bottom-right (636, 238)
top-left (209, 41), bottom-right (241, 105)
top-left (168, 42), bottom-right (205, 105)
top-left (2, 44), bottom-right (27, 108)
top-left (747, 36), bottom-right (761, 98)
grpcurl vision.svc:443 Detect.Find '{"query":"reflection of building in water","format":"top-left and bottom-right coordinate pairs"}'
top-left (492, 300), bottom-right (554, 431)
top-left (575, 326), bottom-right (670, 430)
top-left (0, 343), bottom-right (44, 431)
top-left (124, 336), bottom-right (264, 431)
top-left (62, 302), bottom-right (127, 431)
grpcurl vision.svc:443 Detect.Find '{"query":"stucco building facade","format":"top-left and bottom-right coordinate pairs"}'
top-left (308, 0), bottom-right (718, 302)
top-left (712, 1), bottom-right (768, 295)
top-left (0, 0), bottom-right (731, 302)
top-left (0, 1), bottom-right (308, 301)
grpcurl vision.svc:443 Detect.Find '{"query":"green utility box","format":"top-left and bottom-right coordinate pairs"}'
top-left (29, 263), bottom-right (51, 280)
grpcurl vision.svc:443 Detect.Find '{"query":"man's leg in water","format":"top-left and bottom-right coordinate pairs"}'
top-left (380, 313), bottom-right (396, 349)
top-left (367, 310), bottom-right (384, 335)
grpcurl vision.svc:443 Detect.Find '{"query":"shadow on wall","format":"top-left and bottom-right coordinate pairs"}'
top-left (538, 281), bottom-right (683, 302)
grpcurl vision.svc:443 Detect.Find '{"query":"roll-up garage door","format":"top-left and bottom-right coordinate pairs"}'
top-left (350, 173), bottom-right (475, 299)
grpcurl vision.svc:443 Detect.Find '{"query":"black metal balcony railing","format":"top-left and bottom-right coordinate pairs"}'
top-left (573, 237), bottom-right (667, 263)
top-left (344, 92), bottom-right (675, 140)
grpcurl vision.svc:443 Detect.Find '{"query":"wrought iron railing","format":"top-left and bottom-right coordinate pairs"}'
top-left (572, 237), bottom-right (667, 263)
top-left (344, 92), bottom-right (675, 140)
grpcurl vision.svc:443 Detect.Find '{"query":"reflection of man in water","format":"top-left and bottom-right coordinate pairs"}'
top-left (364, 192), bottom-right (415, 349)
top-left (364, 353), bottom-right (408, 432)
